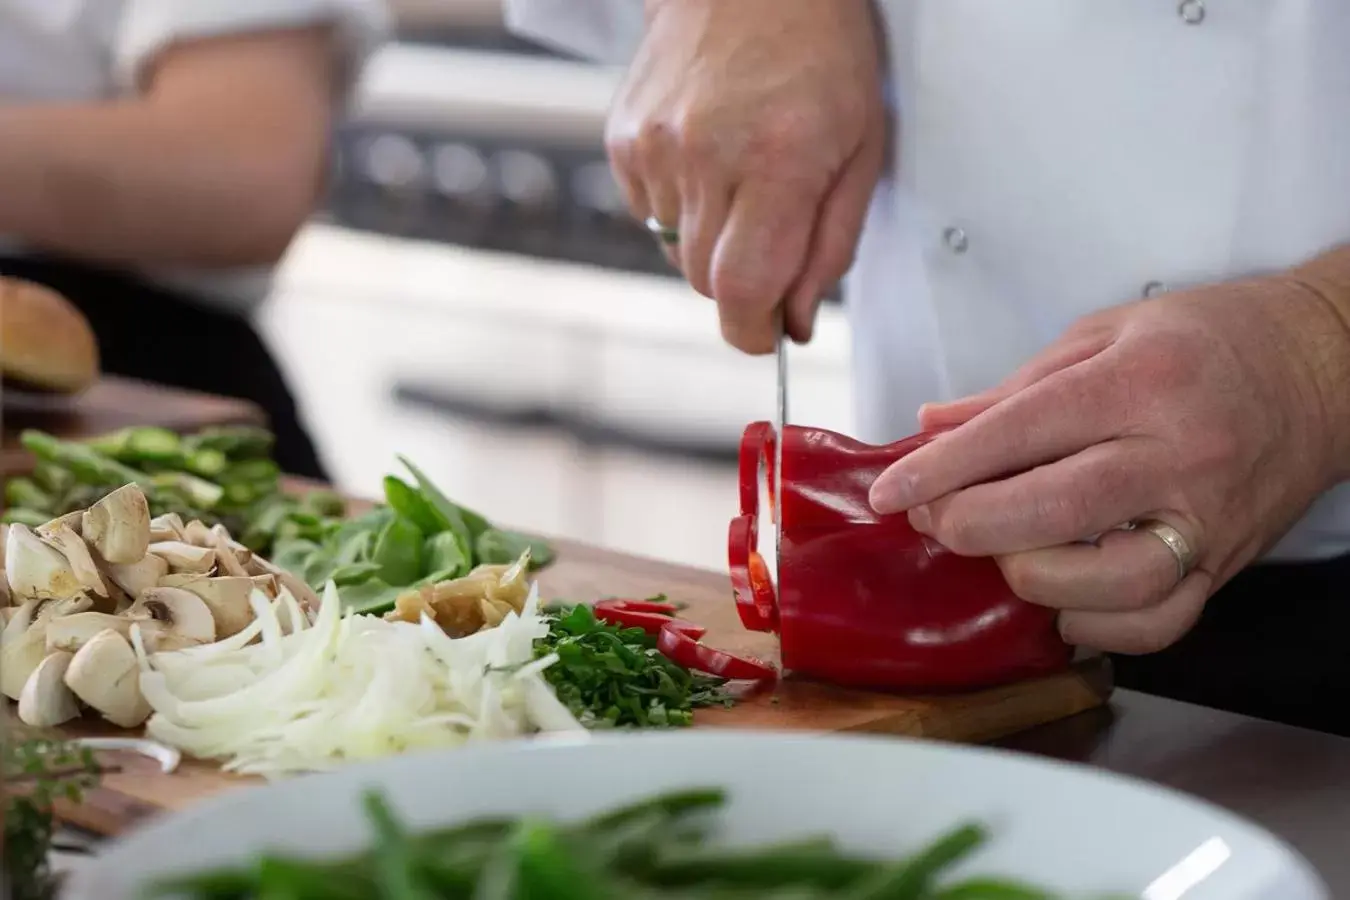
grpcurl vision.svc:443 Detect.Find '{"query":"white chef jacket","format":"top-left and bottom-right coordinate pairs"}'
top-left (505, 0), bottom-right (1350, 563)
top-left (0, 0), bottom-right (390, 313)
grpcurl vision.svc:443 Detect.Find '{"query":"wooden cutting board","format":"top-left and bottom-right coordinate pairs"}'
top-left (40, 536), bottom-right (1111, 837)
top-left (2, 376), bottom-right (266, 477)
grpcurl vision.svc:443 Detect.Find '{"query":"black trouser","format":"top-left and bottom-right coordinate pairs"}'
top-left (1112, 553), bottom-right (1350, 737)
top-left (1, 254), bottom-right (328, 481)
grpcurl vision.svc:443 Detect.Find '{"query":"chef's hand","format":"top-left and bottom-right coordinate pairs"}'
top-left (868, 276), bottom-right (1350, 654)
top-left (607, 0), bottom-right (886, 352)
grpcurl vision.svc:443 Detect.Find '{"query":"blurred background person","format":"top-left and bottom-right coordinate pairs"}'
top-left (0, 1), bottom-right (390, 479)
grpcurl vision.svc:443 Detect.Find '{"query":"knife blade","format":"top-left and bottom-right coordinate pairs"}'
top-left (773, 314), bottom-right (787, 580)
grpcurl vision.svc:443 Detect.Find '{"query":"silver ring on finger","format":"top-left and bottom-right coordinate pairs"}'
top-left (1130, 518), bottom-right (1197, 584)
top-left (644, 216), bottom-right (680, 246)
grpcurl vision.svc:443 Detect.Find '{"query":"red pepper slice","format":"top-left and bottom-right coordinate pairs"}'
top-left (594, 599), bottom-right (707, 641)
top-left (657, 623), bottom-right (777, 682)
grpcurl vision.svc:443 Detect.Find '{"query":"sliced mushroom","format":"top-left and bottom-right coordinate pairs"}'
top-left (207, 525), bottom-right (249, 577)
top-left (35, 511), bottom-right (84, 539)
top-left (5, 524), bottom-right (84, 601)
top-left (148, 513), bottom-right (186, 543)
top-left (0, 521), bottom-right (9, 570)
top-left (46, 611), bottom-right (132, 652)
top-left (18, 651), bottom-right (80, 727)
top-left (181, 519), bottom-right (213, 547)
top-left (105, 552), bottom-right (169, 599)
top-left (0, 595), bottom-right (93, 700)
top-left (64, 629), bottom-right (151, 728)
top-left (0, 607), bottom-right (15, 626)
top-left (36, 522), bottom-right (108, 601)
top-left (158, 576), bottom-right (255, 638)
top-left (81, 484), bottom-right (151, 564)
top-left (126, 587), bottom-right (216, 650)
top-left (148, 541), bottom-right (216, 574)
top-left (246, 553), bottom-right (319, 610)
top-left (0, 578), bottom-right (10, 607)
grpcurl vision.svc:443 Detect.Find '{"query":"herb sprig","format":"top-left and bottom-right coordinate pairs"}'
top-left (3, 732), bottom-right (104, 900)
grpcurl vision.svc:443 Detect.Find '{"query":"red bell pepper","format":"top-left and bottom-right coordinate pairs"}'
top-left (728, 423), bottom-right (1071, 692)
top-left (593, 599), bottom-right (707, 641)
top-left (656, 624), bottom-right (777, 682)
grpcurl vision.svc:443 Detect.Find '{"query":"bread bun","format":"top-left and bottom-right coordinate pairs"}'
top-left (0, 276), bottom-right (100, 394)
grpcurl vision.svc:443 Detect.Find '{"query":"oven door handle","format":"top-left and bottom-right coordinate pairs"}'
top-left (392, 381), bottom-right (739, 465)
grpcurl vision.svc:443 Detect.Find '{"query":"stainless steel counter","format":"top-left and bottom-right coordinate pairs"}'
top-left (997, 689), bottom-right (1350, 893)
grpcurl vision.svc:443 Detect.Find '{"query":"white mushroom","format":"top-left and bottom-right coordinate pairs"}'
top-left (64, 630), bottom-right (151, 728)
top-left (148, 541), bottom-right (216, 574)
top-left (0, 521), bottom-right (9, 569)
top-left (35, 512), bottom-right (83, 538)
top-left (18, 651), bottom-right (80, 727)
top-left (160, 575), bottom-right (256, 638)
top-left (36, 521), bottom-right (107, 600)
top-left (247, 553), bottom-right (319, 611)
top-left (81, 484), bottom-right (151, 564)
top-left (207, 525), bottom-right (249, 578)
top-left (104, 552), bottom-right (169, 599)
top-left (126, 588), bottom-right (216, 650)
top-left (0, 595), bottom-right (93, 699)
top-left (5, 524), bottom-right (83, 601)
top-left (148, 513), bottom-right (186, 543)
top-left (0, 607), bottom-right (15, 626)
top-left (182, 519), bottom-right (213, 547)
top-left (46, 611), bottom-right (132, 653)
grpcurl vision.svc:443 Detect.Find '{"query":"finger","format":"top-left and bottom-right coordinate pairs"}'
top-left (1057, 569), bottom-right (1213, 655)
top-left (678, 176), bottom-right (732, 299)
top-left (910, 440), bottom-right (1167, 556)
top-left (997, 523), bottom-right (1196, 613)
top-left (711, 176), bottom-right (827, 354)
top-left (870, 353), bottom-right (1121, 514)
top-left (917, 334), bottom-right (1113, 431)
top-left (782, 132), bottom-right (884, 343)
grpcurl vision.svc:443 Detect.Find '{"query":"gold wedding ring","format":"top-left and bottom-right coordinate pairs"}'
top-left (644, 216), bottom-right (680, 245)
top-left (1133, 518), bottom-right (1197, 584)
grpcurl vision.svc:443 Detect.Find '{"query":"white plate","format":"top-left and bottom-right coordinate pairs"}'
top-left (67, 731), bottom-right (1327, 900)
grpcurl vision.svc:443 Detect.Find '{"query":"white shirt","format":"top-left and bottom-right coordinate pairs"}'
top-left (0, 0), bottom-right (390, 313)
top-left (504, 0), bottom-right (1350, 563)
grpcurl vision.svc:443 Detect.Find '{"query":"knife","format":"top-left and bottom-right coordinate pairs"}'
top-left (772, 311), bottom-right (788, 583)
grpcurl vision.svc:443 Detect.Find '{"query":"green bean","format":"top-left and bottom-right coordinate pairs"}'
top-left (362, 790), bottom-right (438, 900)
top-left (579, 788), bottom-right (725, 835)
top-left (1, 508), bottom-right (49, 528)
top-left (185, 425), bottom-right (275, 459)
top-left (21, 430), bottom-right (146, 488)
top-left (839, 823), bottom-right (987, 899)
top-left (4, 477), bottom-right (51, 512)
top-left (649, 840), bottom-right (874, 891)
top-left (929, 880), bottom-right (1058, 899)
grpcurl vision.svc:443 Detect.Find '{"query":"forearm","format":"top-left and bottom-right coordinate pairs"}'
top-left (1285, 245), bottom-right (1350, 482)
top-left (0, 101), bottom-right (319, 267)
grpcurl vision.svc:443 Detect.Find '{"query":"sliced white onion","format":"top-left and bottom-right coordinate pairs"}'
top-left (135, 579), bottom-right (581, 777)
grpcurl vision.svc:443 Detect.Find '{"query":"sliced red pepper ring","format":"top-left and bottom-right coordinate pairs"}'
top-left (728, 514), bottom-right (776, 632)
top-left (593, 599), bottom-right (707, 641)
top-left (738, 421), bottom-right (774, 516)
top-left (656, 623), bottom-right (777, 682)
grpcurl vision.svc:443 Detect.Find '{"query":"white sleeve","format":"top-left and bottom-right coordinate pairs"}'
top-left (502, 0), bottom-right (646, 65)
top-left (113, 0), bottom-right (392, 95)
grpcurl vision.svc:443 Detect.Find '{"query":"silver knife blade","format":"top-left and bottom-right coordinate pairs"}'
top-left (773, 316), bottom-right (787, 580)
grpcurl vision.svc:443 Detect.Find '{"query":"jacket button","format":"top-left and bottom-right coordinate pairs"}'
top-left (1142, 280), bottom-right (1167, 297)
top-left (942, 226), bottom-right (969, 254)
top-left (1178, 0), bottom-right (1205, 24)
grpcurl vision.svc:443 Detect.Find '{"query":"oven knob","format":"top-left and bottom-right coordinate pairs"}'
top-left (431, 143), bottom-right (492, 205)
top-left (362, 134), bottom-right (426, 191)
top-left (493, 150), bottom-right (558, 210)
